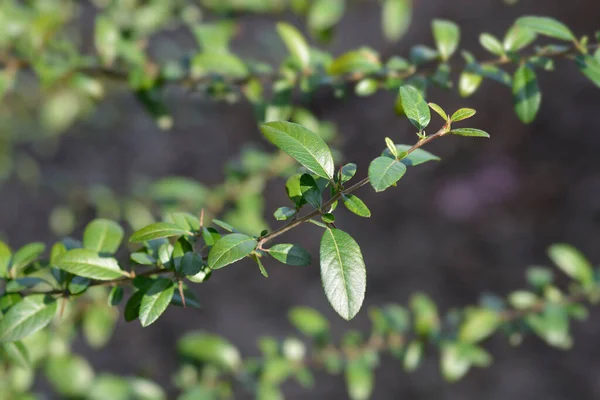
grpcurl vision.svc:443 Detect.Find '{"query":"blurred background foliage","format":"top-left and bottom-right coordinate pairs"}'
top-left (1, 0), bottom-right (600, 398)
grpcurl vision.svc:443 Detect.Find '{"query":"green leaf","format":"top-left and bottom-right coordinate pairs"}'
top-left (321, 213), bottom-right (335, 223)
top-left (170, 212), bottom-right (201, 233)
top-left (398, 85), bottom-right (430, 131)
top-left (503, 25), bottom-right (537, 52)
top-left (382, 145), bottom-right (440, 166)
top-left (83, 219), bottom-right (124, 255)
top-left (355, 79), bottom-right (378, 96)
top-left (459, 309), bottom-right (500, 343)
top-left (192, 22), bottom-right (236, 54)
top-left (108, 286), bottom-right (124, 307)
top-left (0, 295), bottom-right (57, 342)
top-left (255, 256), bottom-right (268, 277)
top-left (345, 360), bottom-right (374, 400)
top-left (342, 194), bottom-right (371, 218)
top-left (56, 249), bottom-right (128, 281)
top-left (382, 0), bottom-right (412, 42)
top-left (45, 355), bottom-right (94, 396)
top-left (428, 102), bottom-right (448, 121)
top-left (479, 33), bottom-right (504, 56)
top-left (130, 222), bottom-right (191, 243)
top-left (575, 55), bottom-right (600, 88)
top-left (274, 207), bottom-right (297, 221)
top-left (300, 173), bottom-right (323, 209)
top-left (450, 108), bottom-right (476, 122)
top-left (179, 252), bottom-right (204, 276)
top-left (340, 163), bottom-right (357, 183)
top-left (432, 19), bottom-right (460, 60)
top-left (208, 233), bottom-right (257, 269)
top-left (516, 16), bottom-right (575, 41)
top-left (11, 242), bottom-right (45, 272)
top-left (260, 121), bottom-right (335, 180)
top-left (268, 244), bottom-right (312, 266)
top-left (178, 332), bottom-right (241, 371)
top-left (384, 137), bottom-right (398, 158)
top-left (547, 244), bottom-right (594, 288)
top-left (139, 278), bottom-right (175, 327)
top-left (368, 156), bottom-right (407, 192)
top-left (212, 219), bottom-right (238, 233)
top-left (286, 174), bottom-right (307, 207)
top-left (450, 128), bottom-right (490, 138)
top-left (512, 64), bottom-right (541, 123)
top-left (0, 241), bottom-right (10, 278)
top-left (276, 22), bottom-right (310, 69)
top-left (411, 293), bottom-right (440, 336)
top-left (288, 306), bottom-right (329, 337)
top-left (320, 228), bottom-right (366, 320)
top-left (124, 291), bottom-right (144, 322)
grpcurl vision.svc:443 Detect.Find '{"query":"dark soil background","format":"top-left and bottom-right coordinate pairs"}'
top-left (2, 0), bottom-right (600, 399)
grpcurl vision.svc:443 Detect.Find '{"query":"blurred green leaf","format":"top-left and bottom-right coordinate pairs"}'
top-left (288, 306), bottom-right (329, 337)
top-left (45, 355), bottom-right (94, 397)
top-left (516, 16), bottom-right (575, 41)
top-left (130, 223), bottom-right (191, 243)
top-left (512, 64), bottom-right (541, 123)
top-left (575, 55), bottom-right (600, 88)
top-left (547, 244), bottom-right (594, 288)
top-left (432, 19), bottom-right (460, 60)
top-left (382, 0), bottom-right (412, 42)
top-left (277, 22), bottom-right (310, 69)
top-left (83, 219), bottom-right (124, 255)
top-left (479, 33), bottom-right (504, 56)
top-left (178, 332), bottom-right (241, 370)
top-left (345, 360), bottom-right (374, 400)
top-left (459, 308), bottom-right (500, 343)
top-left (503, 25), bottom-right (537, 52)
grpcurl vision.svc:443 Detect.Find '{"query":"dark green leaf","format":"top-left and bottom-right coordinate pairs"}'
top-left (0, 295), bottom-right (57, 342)
top-left (368, 157), bottom-right (407, 192)
top-left (399, 85), bottom-right (430, 131)
top-left (139, 278), bottom-right (175, 327)
top-left (212, 219), bottom-right (238, 233)
top-left (179, 252), bottom-right (204, 276)
top-left (130, 222), bottom-right (191, 243)
top-left (261, 121), bottom-right (335, 180)
top-left (274, 207), bottom-right (297, 221)
top-left (269, 244), bottom-right (312, 266)
top-left (124, 291), bottom-right (144, 322)
top-left (83, 219), bottom-right (124, 255)
top-left (516, 16), bottom-right (575, 41)
top-left (321, 213), bottom-right (335, 223)
top-left (450, 128), bottom-right (490, 138)
top-left (56, 249), bottom-right (128, 280)
top-left (300, 174), bottom-right (323, 209)
top-left (320, 228), bottom-right (366, 320)
top-left (432, 19), bottom-right (460, 60)
top-left (512, 64), bottom-right (541, 123)
top-left (108, 286), bottom-right (124, 307)
top-left (208, 233), bottom-right (257, 269)
top-left (286, 174), bottom-right (307, 207)
top-left (342, 194), bottom-right (371, 218)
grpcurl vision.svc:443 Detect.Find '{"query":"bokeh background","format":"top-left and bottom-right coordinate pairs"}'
top-left (2, 0), bottom-right (600, 398)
